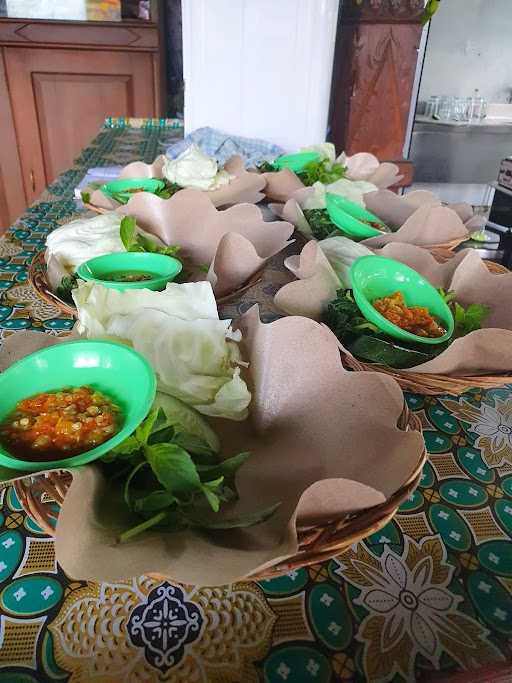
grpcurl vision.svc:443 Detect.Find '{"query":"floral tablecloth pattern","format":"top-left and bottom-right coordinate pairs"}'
top-left (0, 119), bottom-right (510, 683)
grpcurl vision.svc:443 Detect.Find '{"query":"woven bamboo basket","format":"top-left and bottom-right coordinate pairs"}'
top-left (426, 236), bottom-right (468, 254)
top-left (341, 258), bottom-right (511, 396)
top-left (28, 250), bottom-right (262, 317)
top-left (13, 406), bottom-right (424, 580)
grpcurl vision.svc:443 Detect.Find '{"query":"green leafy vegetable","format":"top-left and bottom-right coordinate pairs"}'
top-left (101, 396), bottom-right (278, 542)
top-left (187, 502), bottom-right (281, 529)
top-left (120, 216), bottom-right (180, 258)
top-left (133, 490), bottom-right (177, 514)
top-left (255, 161), bottom-right (276, 173)
top-left (201, 476), bottom-right (225, 512)
top-left (155, 180), bottom-right (181, 199)
top-left (348, 335), bottom-right (434, 369)
top-left (109, 180), bottom-right (181, 205)
top-left (80, 191), bottom-right (91, 204)
top-left (322, 289), bottom-right (378, 342)
top-left (56, 274), bottom-right (79, 302)
top-left (146, 443), bottom-right (201, 495)
top-left (152, 393), bottom-right (220, 453)
top-left (323, 288), bottom-right (491, 369)
top-left (452, 302), bottom-right (490, 339)
top-left (297, 159), bottom-right (347, 186)
top-left (302, 209), bottom-right (338, 241)
top-left (256, 158), bottom-right (346, 186)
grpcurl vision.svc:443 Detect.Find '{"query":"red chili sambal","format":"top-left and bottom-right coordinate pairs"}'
top-left (0, 386), bottom-right (120, 461)
top-left (373, 291), bottom-right (446, 338)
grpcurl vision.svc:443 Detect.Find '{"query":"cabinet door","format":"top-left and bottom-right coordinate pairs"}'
top-left (0, 50), bottom-right (26, 230)
top-left (4, 47), bottom-right (157, 203)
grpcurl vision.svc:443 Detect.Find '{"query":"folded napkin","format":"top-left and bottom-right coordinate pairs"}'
top-left (74, 166), bottom-right (122, 201)
top-left (165, 126), bottom-right (285, 166)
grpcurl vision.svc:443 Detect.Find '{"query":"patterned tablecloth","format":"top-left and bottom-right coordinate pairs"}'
top-left (0, 119), bottom-right (511, 683)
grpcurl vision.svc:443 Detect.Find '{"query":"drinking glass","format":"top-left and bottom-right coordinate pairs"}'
top-left (471, 97), bottom-right (488, 122)
top-left (437, 96), bottom-right (454, 121)
top-left (425, 95), bottom-right (440, 118)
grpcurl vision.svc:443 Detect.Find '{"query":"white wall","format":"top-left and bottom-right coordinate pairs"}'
top-left (182, 0), bottom-right (339, 150)
top-left (419, 0), bottom-right (512, 103)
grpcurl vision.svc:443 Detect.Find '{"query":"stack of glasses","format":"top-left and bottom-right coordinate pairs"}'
top-left (425, 93), bottom-right (487, 122)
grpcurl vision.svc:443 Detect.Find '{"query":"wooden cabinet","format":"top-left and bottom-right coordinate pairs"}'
top-left (329, 0), bottom-right (423, 187)
top-left (0, 17), bottom-right (163, 228)
top-left (4, 47), bottom-right (157, 202)
top-left (0, 49), bottom-right (26, 230)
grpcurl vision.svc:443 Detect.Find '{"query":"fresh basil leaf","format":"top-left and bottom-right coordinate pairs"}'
top-left (202, 476), bottom-right (224, 491)
top-left (172, 432), bottom-right (217, 458)
top-left (197, 452), bottom-right (250, 480)
top-left (120, 219), bottom-right (181, 259)
top-left (188, 502), bottom-right (281, 529)
top-left (156, 181), bottom-right (181, 199)
top-left (111, 192), bottom-right (130, 205)
top-left (202, 488), bottom-right (220, 512)
top-left (145, 443), bottom-right (201, 495)
top-left (437, 288), bottom-right (457, 305)
top-left (201, 477), bottom-right (224, 512)
top-left (133, 490), bottom-right (177, 514)
top-left (452, 302), bottom-right (490, 338)
top-left (153, 394), bottom-right (220, 453)
top-left (135, 407), bottom-right (161, 445)
top-left (148, 426), bottom-right (175, 445)
top-left (137, 233), bottom-right (158, 253)
top-left (102, 435), bottom-right (140, 461)
top-left (297, 159), bottom-right (346, 186)
top-left (120, 215), bottom-right (137, 251)
top-left (161, 245), bottom-right (180, 257)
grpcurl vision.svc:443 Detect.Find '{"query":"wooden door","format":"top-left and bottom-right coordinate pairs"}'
top-left (4, 47), bottom-right (157, 203)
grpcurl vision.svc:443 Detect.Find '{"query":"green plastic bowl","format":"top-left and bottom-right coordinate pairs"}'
top-left (101, 178), bottom-right (165, 204)
top-left (274, 151), bottom-right (321, 173)
top-left (350, 255), bottom-right (454, 346)
top-left (77, 252), bottom-right (182, 291)
top-left (0, 340), bottom-right (156, 471)
top-left (326, 193), bottom-right (387, 240)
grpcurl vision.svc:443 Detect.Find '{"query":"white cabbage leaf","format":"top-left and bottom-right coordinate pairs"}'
top-left (73, 280), bottom-right (251, 421)
top-left (46, 212), bottom-right (125, 276)
top-left (299, 142), bottom-right (336, 163)
top-left (326, 178), bottom-right (378, 206)
top-left (318, 236), bottom-right (373, 289)
top-left (162, 144), bottom-right (233, 191)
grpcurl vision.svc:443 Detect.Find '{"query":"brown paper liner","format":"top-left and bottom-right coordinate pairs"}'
top-left (86, 155), bottom-right (267, 212)
top-left (271, 193), bottom-right (474, 252)
top-left (117, 189), bottom-right (294, 297)
top-left (275, 239), bottom-right (512, 393)
top-left (35, 188), bottom-right (293, 307)
top-left (0, 314), bottom-right (424, 585)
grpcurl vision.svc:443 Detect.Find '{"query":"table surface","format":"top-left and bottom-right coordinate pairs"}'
top-left (0, 119), bottom-right (511, 683)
